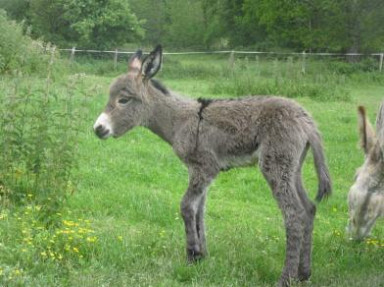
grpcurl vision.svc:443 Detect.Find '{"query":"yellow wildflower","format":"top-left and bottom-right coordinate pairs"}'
top-left (86, 236), bottom-right (98, 243)
top-left (63, 220), bottom-right (78, 227)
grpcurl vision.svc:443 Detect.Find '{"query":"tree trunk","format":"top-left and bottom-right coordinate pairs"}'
top-left (346, 0), bottom-right (361, 62)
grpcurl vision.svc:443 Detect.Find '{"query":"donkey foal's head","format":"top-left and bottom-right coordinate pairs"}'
top-left (93, 45), bottom-right (163, 139)
top-left (347, 103), bottom-right (384, 240)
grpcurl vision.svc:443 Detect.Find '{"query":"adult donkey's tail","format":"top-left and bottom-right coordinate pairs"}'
top-left (308, 130), bottom-right (332, 202)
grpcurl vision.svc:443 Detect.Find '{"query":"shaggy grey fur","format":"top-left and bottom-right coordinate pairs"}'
top-left (93, 45), bottom-right (332, 287)
top-left (347, 104), bottom-right (384, 240)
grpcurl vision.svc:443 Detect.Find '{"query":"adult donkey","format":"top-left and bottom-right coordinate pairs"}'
top-left (347, 103), bottom-right (384, 240)
top-left (93, 45), bottom-right (332, 286)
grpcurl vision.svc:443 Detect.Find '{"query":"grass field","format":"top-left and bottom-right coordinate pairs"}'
top-left (0, 55), bottom-right (383, 286)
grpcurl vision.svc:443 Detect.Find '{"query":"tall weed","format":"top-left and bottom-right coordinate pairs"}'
top-left (0, 48), bottom-right (88, 225)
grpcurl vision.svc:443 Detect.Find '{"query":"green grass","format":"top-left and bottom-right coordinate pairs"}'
top-left (0, 57), bottom-right (383, 286)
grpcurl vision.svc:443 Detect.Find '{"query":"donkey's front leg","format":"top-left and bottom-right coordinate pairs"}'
top-left (180, 165), bottom-right (216, 263)
top-left (196, 193), bottom-right (207, 256)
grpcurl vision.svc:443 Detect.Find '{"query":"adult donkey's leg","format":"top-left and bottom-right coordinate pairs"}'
top-left (295, 145), bottom-right (316, 281)
top-left (181, 165), bottom-right (217, 262)
top-left (260, 151), bottom-right (306, 287)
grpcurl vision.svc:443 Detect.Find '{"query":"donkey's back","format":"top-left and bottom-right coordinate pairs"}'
top-left (189, 96), bottom-right (324, 175)
top-left (199, 96), bottom-right (314, 143)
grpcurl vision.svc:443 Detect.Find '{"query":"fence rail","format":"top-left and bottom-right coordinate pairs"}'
top-left (59, 47), bottom-right (384, 72)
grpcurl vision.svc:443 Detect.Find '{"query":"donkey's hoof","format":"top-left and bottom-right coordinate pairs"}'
top-left (298, 271), bottom-right (311, 282)
top-left (186, 248), bottom-right (204, 263)
top-left (277, 276), bottom-right (297, 287)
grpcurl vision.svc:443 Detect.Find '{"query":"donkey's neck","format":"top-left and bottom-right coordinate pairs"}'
top-left (144, 91), bottom-right (198, 146)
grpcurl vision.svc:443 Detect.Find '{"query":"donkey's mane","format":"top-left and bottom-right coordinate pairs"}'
top-left (150, 79), bottom-right (169, 95)
top-left (197, 98), bottom-right (213, 120)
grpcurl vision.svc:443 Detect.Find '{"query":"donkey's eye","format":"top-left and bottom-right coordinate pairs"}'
top-left (118, 98), bottom-right (131, 104)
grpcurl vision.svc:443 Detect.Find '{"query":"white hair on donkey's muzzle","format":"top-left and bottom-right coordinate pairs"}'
top-left (94, 112), bottom-right (113, 139)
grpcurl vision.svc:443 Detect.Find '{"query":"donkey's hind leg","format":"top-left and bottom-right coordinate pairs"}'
top-left (260, 151), bottom-right (306, 287)
top-left (295, 145), bottom-right (316, 281)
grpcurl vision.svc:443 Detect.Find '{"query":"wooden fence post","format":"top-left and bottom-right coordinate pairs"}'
top-left (229, 50), bottom-right (235, 71)
top-left (273, 58), bottom-right (279, 76)
top-left (70, 47), bottom-right (76, 61)
top-left (114, 49), bottom-right (118, 70)
top-left (301, 51), bottom-right (306, 74)
top-left (255, 55), bottom-right (260, 76)
top-left (287, 56), bottom-right (293, 75)
top-left (380, 53), bottom-right (383, 72)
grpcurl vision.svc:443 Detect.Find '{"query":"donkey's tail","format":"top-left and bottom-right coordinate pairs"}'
top-left (308, 130), bottom-right (332, 202)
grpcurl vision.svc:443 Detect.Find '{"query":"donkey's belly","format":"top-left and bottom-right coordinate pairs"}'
top-left (218, 149), bottom-right (260, 170)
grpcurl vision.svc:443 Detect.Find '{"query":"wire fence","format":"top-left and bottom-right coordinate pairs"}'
top-left (59, 47), bottom-right (384, 73)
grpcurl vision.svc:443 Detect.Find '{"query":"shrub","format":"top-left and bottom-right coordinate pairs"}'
top-left (327, 57), bottom-right (379, 75)
top-left (0, 9), bottom-right (50, 74)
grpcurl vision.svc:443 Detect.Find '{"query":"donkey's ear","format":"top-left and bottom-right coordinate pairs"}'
top-left (141, 45), bottom-right (162, 80)
top-left (128, 50), bottom-right (143, 72)
top-left (375, 101), bottom-right (384, 152)
top-left (358, 106), bottom-right (376, 155)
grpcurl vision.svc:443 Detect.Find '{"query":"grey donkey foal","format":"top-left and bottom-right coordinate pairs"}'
top-left (347, 103), bottom-right (384, 240)
top-left (93, 45), bottom-right (332, 287)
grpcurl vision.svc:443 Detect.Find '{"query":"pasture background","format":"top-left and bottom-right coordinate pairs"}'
top-left (0, 53), bottom-right (383, 287)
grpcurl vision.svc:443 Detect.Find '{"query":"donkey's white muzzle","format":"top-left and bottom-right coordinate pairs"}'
top-left (94, 113), bottom-right (113, 139)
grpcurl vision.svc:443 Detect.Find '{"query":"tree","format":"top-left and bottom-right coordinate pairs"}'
top-left (0, 0), bottom-right (29, 22)
top-left (163, 0), bottom-right (207, 49)
top-left (333, 0), bottom-right (384, 53)
top-left (28, 0), bottom-right (144, 49)
top-left (1, 0), bottom-right (383, 52)
top-left (130, 0), bottom-right (224, 49)
top-left (130, 0), bottom-right (168, 46)
top-left (64, 0), bottom-right (144, 49)
top-left (28, 0), bottom-right (72, 45)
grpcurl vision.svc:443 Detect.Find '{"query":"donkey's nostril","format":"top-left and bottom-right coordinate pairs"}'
top-left (95, 124), bottom-right (104, 132)
top-left (94, 124), bottom-right (110, 139)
